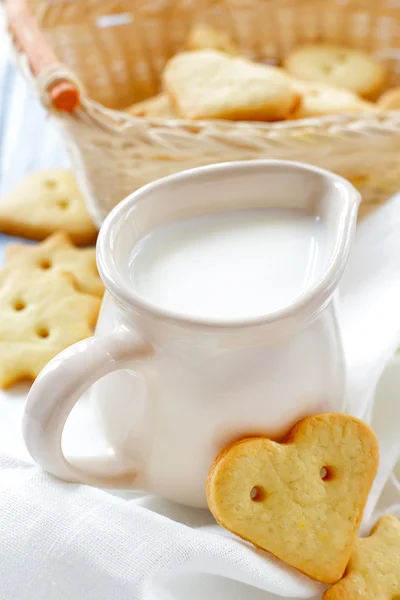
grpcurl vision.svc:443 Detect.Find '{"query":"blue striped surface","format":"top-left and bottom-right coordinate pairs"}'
top-left (0, 5), bottom-right (70, 260)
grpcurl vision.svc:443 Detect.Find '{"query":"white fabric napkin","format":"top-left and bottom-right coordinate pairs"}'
top-left (0, 396), bottom-right (324, 600)
top-left (0, 357), bottom-right (398, 600)
top-left (0, 198), bottom-right (400, 600)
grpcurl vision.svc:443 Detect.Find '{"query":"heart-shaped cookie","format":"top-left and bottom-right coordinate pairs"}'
top-left (207, 413), bottom-right (379, 584)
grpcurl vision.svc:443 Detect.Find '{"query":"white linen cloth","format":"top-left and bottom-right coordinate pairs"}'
top-left (0, 197), bottom-right (400, 600)
top-left (0, 359), bottom-right (399, 600)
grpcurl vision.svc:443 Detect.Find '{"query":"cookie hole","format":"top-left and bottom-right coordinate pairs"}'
top-left (44, 179), bottom-right (57, 190)
top-left (57, 198), bottom-right (69, 210)
top-left (250, 486), bottom-right (265, 502)
top-left (322, 64), bottom-right (332, 74)
top-left (13, 299), bottom-right (26, 311)
top-left (336, 53), bottom-right (347, 62)
top-left (36, 326), bottom-right (50, 339)
top-left (39, 258), bottom-right (52, 270)
top-left (320, 466), bottom-right (335, 481)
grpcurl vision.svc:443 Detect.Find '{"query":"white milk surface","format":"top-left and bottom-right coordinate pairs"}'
top-left (128, 208), bottom-right (326, 321)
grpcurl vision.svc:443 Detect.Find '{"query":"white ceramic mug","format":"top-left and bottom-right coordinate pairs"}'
top-left (23, 160), bottom-right (360, 508)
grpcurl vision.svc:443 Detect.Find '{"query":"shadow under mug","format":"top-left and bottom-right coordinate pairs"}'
top-left (23, 160), bottom-right (359, 508)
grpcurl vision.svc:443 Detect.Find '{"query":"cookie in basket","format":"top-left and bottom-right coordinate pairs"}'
top-left (324, 515), bottom-right (400, 600)
top-left (284, 44), bottom-right (386, 100)
top-left (185, 23), bottom-right (239, 55)
top-left (207, 413), bottom-right (379, 584)
top-left (126, 93), bottom-right (176, 118)
top-left (357, 202), bottom-right (383, 221)
top-left (0, 169), bottom-right (98, 246)
top-left (289, 80), bottom-right (377, 119)
top-left (378, 87), bottom-right (400, 110)
top-left (163, 50), bottom-right (300, 121)
top-left (0, 266), bottom-right (100, 388)
top-left (5, 232), bottom-right (104, 297)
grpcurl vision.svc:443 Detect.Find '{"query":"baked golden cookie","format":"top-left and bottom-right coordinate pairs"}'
top-left (126, 93), bottom-right (176, 118)
top-left (324, 515), bottom-right (400, 600)
top-left (284, 44), bottom-right (386, 100)
top-left (290, 80), bottom-right (376, 119)
top-left (0, 267), bottom-right (101, 388)
top-left (185, 23), bottom-right (239, 55)
top-left (163, 50), bottom-right (299, 121)
top-left (5, 233), bottom-right (104, 297)
top-left (0, 169), bottom-right (98, 246)
top-left (378, 87), bottom-right (400, 110)
top-left (207, 413), bottom-right (379, 584)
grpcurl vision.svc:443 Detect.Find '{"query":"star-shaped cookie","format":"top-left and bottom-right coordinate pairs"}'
top-left (5, 233), bottom-right (104, 297)
top-left (324, 515), bottom-right (400, 599)
top-left (0, 266), bottom-right (101, 388)
top-left (0, 169), bottom-right (98, 246)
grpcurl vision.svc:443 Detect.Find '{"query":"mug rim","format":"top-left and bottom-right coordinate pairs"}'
top-left (97, 159), bottom-right (360, 330)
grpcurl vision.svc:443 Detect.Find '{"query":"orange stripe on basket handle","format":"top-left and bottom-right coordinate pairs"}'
top-left (5, 0), bottom-right (80, 112)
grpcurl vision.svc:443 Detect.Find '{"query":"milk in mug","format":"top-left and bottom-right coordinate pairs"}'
top-left (128, 208), bottom-right (326, 321)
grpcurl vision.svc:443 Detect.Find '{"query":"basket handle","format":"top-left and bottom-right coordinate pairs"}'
top-left (5, 0), bottom-right (81, 112)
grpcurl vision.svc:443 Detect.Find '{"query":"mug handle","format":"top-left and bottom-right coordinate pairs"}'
top-left (23, 325), bottom-right (153, 488)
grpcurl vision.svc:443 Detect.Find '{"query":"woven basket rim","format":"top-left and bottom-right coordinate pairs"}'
top-left (76, 97), bottom-right (400, 138)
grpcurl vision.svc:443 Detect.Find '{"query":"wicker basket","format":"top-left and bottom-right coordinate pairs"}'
top-left (6, 0), bottom-right (400, 226)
